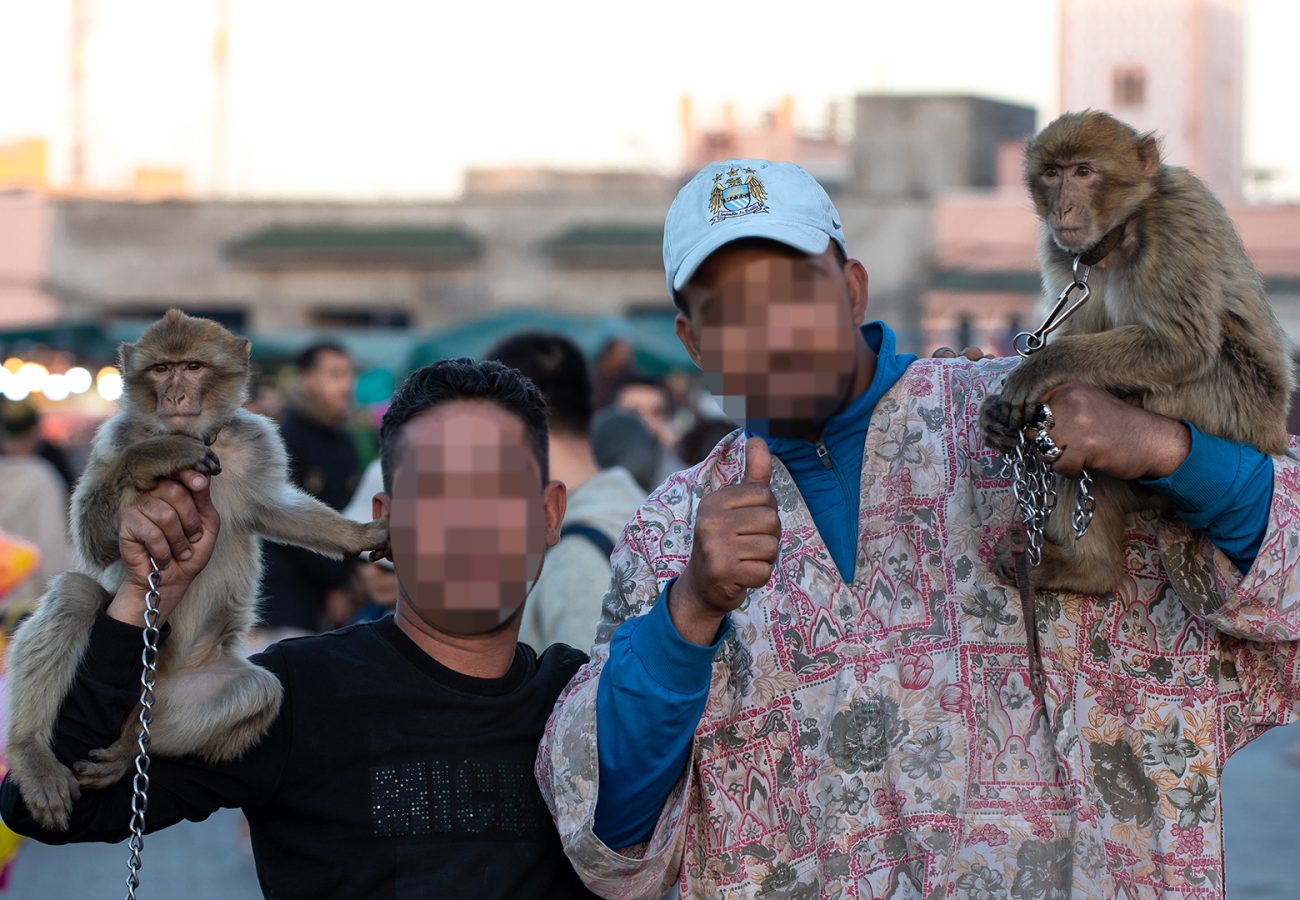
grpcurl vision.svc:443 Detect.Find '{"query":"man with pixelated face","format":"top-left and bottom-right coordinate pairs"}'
top-left (536, 159), bottom-right (1298, 898)
top-left (1, 358), bottom-right (598, 900)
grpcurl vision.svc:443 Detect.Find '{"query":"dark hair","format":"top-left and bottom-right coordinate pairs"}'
top-left (379, 358), bottom-right (549, 492)
top-left (611, 373), bottom-right (672, 413)
top-left (483, 331), bottom-right (594, 436)
top-left (296, 341), bottom-right (350, 373)
top-left (678, 417), bottom-right (739, 468)
top-left (672, 237), bottom-right (850, 315)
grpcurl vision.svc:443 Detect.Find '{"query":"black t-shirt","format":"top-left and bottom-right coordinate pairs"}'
top-left (0, 613), bottom-right (596, 900)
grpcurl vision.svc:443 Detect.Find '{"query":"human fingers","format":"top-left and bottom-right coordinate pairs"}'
top-left (145, 473), bottom-right (207, 543)
top-left (743, 436), bottom-right (772, 484)
top-left (717, 481), bottom-right (778, 511)
top-left (722, 505), bottom-right (782, 538)
top-left (120, 502), bottom-right (181, 571)
top-left (733, 533), bottom-right (780, 564)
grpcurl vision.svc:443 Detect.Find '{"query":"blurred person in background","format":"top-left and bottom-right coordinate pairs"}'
top-left (589, 407), bottom-right (662, 494)
top-left (0, 402), bottom-right (72, 622)
top-left (1, 400), bottom-right (75, 493)
top-left (678, 417), bottom-right (739, 469)
top-left (592, 336), bottom-right (635, 407)
top-left (609, 374), bottom-right (686, 481)
top-left (244, 367), bottom-right (286, 423)
top-left (342, 457), bottom-right (398, 625)
top-left (258, 342), bottom-right (363, 638)
top-left (486, 332), bottom-right (645, 653)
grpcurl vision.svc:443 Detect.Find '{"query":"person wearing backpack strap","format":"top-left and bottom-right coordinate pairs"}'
top-left (486, 332), bottom-right (646, 654)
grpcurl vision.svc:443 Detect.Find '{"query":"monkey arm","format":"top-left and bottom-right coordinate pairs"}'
top-left (69, 463), bottom-right (127, 570)
top-left (253, 485), bottom-right (387, 560)
top-left (1003, 324), bottom-right (1214, 404)
top-left (0, 611), bottom-right (289, 842)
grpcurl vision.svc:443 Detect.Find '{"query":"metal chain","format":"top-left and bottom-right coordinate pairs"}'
top-left (125, 559), bottom-right (162, 900)
top-left (1013, 254), bottom-right (1093, 358)
top-left (1010, 429), bottom-right (1058, 565)
top-left (1005, 254), bottom-right (1097, 559)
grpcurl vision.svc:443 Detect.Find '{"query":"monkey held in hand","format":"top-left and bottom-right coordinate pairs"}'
top-left (5, 310), bottom-right (389, 830)
top-left (980, 110), bottom-right (1294, 595)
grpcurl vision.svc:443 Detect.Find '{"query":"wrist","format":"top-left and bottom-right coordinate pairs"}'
top-left (1142, 417), bottom-right (1192, 479)
top-left (107, 580), bottom-right (182, 626)
top-left (667, 576), bottom-right (727, 647)
top-left (107, 586), bottom-right (149, 626)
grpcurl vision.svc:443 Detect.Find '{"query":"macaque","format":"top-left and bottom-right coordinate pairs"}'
top-left (980, 110), bottom-right (1294, 594)
top-left (5, 310), bottom-right (389, 830)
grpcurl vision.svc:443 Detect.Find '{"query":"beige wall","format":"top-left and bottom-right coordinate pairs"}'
top-left (0, 192), bottom-right (59, 327)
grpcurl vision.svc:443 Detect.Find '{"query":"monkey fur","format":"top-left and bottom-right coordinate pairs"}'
top-left (5, 309), bottom-right (389, 830)
top-left (980, 110), bottom-right (1294, 596)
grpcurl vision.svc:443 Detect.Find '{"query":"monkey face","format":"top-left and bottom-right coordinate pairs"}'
top-left (385, 400), bottom-right (563, 637)
top-left (143, 360), bottom-right (215, 425)
top-left (676, 242), bottom-right (864, 428)
top-left (1026, 111), bottom-right (1161, 257)
top-left (120, 309), bottom-right (251, 440)
top-left (1037, 160), bottom-right (1106, 252)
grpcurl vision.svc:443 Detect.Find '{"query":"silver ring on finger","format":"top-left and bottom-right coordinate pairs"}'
top-left (1030, 402), bottom-right (1055, 431)
top-left (1033, 430), bottom-right (1064, 462)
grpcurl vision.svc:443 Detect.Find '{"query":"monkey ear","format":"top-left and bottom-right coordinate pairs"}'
top-left (117, 341), bottom-right (135, 373)
top-left (237, 338), bottom-right (251, 361)
top-left (1137, 134), bottom-right (1160, 178)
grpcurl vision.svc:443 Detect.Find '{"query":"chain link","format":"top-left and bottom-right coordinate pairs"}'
top-left (125, 559), bottom-right (162, 900)
top-left (1013, 254), bottom-right (1093, 358)
top-left (1005, 253), bottom-right (1097, 562)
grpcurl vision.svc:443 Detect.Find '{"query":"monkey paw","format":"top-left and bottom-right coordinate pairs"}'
top-left (127, 434), bottom-right (222, 491)
top-left (17, 759), bottom-right (81, 831)
top-left (979, 394), bottom-right (1023, 454)
top-left (73, 744), bottom-right (133, 790)
top-left (360, 517), bottom-right (390, 554)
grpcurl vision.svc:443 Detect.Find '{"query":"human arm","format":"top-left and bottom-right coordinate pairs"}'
top-left (0, 615), bottom-right (291, 842)
top-left (536, 437), bottom-right (775, 896)
top-left (1017, 383), bottom-right (1271, 569)
top-left (1, 473), bottom-right (289, 841)
top-left (592, 580), bottom-right (729, 847)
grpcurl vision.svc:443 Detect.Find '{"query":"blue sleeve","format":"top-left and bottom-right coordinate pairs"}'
top-left (592, 579), bottom-right (730, 849)
top-left (1140, 423), bottom-right (1274, 572)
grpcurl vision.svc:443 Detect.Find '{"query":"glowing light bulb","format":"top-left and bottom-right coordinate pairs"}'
top-left (97, 371), bottom-right (124, 402)
top-left (64, 366), bottom-right (93, 394)
top-left (43, 373), bottom-right (70, 401)
top-left (16, 363), bottom-right (48, 394)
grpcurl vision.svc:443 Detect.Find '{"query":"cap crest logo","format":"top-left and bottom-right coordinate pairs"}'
top-left (707, 166), bottom-right (768, 225)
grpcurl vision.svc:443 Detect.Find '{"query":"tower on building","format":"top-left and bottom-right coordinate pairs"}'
top-left (1058, 0), bottom-right (1244, 199)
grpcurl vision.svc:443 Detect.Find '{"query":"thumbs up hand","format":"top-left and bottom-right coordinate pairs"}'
top-left (669, 437), bottom-right (781, 644)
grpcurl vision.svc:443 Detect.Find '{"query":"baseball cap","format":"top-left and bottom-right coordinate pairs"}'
top-left (663, 159), bottom-right (847, 297)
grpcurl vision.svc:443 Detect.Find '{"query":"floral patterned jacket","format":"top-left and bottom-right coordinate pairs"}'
top-left (537, 356), bottom-right (1300, 899)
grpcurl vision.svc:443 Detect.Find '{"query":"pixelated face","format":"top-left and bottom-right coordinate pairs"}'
top-left (676, 243), bottom-right (866, 426)
top-left (384, 400), bottom-right (557, 636)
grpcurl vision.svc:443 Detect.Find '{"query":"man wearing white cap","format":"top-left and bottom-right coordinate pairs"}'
top-left (537, 160), bottom-right (1299, 897)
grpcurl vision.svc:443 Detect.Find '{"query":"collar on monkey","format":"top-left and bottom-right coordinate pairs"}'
top-left (1078, 220), bottom-right (1127, 267)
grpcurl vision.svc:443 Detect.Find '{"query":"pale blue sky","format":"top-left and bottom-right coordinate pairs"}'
top-left (2, 0), bottom-right (1296, 198)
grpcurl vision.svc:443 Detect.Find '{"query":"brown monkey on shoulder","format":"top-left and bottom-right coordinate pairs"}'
top-left (5, 309), bottom-right (389, 830)
top-left (980, 110), bottom-right (1294, 595)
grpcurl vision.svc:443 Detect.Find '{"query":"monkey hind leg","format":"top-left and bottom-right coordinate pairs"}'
top-left (5, 572), bottom-right (110, 830)
top-left (140, 657), bottom-right (284, 764)
top-left (72, 724), bottom-right (140, 790)
top-left (1029, 478), bottom-right (1138, 596)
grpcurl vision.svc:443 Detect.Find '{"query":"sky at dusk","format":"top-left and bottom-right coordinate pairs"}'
top-left (2, 0), bottom-right (1297, 199)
